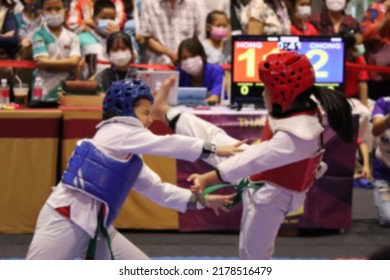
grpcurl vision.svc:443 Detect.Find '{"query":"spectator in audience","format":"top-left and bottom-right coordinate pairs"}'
top-left (309, 0), bottom-right (360, 35)
top-left (123, 0), bottom-right (141, 63)
top-left (220, 0), bottom-right (252, 65)
top-left (243, 0), bottom-right (291, 35)
top-left (195, 0), bottom-right (231, 39)
top-left (343, 32), bottom-right (374, 152)
top-left (220, 0), bottom-right (251, 35)
top-left (288, 0), bottom-right (318, 35)
top-left (139, 0), bottom-right (202, 65)
top-left (66, 0), bottom-right (125, 34)
top-left (12, 0), bottom-right (24, 14)
top-left (32, 0), bottom-right (80, 100)
top-left (371, 96), bottom-right (390, 227)
top-left (0, 0), bottom-right (19, 82)
top-left (202, 10), bottom-right (230, 64)
top-left (95, 31), bottom-right (137, 92)
top-left (78, 0), bottom-right (120, 79)
top-left (14, 0), bottom-right (42, 49)
top-left (361, 0), bottom-right (390, 82)
top-left (14, 0), bottom-right (43, 90)
top-left (178, 37), bottom-right (225, 105)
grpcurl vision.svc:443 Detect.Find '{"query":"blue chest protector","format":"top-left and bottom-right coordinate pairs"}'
top-left (62, 141), bottom-right (143, 227)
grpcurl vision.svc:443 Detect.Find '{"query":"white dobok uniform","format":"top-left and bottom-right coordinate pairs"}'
top-left (27, 116), bottom-right (207, 260)
top-left (169, 108), bottom-right (324, 259)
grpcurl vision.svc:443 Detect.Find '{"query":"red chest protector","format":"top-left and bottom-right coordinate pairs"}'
top-left (249, 112), bottom-right (325, 192)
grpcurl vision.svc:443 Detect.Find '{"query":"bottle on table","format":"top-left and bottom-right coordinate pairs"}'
top-left (0, 79), bottom-right (10, 105)
top-left (33, 77), bottom-right (43, 101)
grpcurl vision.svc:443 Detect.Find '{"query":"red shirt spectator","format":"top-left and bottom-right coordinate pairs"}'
top-left (291, 22), bottom-right (318, 35)
top-left (344, 55), bottom-right (369, 98)
top-left (360, 1), bottom-right (390, 80)
top-left (289, 0), bottom-right (318, 36)
top-left (361, 1), bottom-right (390, 45)
top-left (309, 7), bottom-right (360, 35)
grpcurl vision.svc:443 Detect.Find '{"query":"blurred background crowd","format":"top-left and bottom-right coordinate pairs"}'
top-left (1, 0), bottom-right (390, 102)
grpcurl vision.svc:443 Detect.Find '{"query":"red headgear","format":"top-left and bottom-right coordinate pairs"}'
top-left (258, 52), bottom-right (315, 112)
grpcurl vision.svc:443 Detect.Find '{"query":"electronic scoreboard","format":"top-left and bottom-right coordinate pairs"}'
top-left (231, 35), bottom-right (346, 106)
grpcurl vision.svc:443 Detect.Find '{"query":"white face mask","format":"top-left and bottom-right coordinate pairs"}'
top-left (109, 50), bottom-right (132, 67)
top-left (43, 13), bottom-right (65, 27)
top-left (326, 0), bottom-right (346, 12)
top-left (181, 56), bottom-right (203, 76)
top-left (295, 6), bottom-right (312, 19)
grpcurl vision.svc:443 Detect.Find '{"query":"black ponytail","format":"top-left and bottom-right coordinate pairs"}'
top-left (312, 86), bottom-right (354, 143)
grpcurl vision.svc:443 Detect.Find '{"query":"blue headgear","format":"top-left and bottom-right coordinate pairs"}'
top-left (103, 79), bottom-right (154, 118)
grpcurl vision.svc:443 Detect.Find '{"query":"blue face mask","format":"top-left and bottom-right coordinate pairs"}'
top-left (97, 19), bottom-right (113, 36)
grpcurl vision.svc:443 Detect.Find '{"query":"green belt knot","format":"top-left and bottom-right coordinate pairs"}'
top-left (201, 178), bottom-right (264, 208)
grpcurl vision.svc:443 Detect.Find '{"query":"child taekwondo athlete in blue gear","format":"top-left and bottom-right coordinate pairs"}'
top-left (27, 79), bottom-right (240, 260)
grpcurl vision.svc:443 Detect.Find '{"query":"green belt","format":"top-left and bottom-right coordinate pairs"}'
top-left (201, 178), bottom-right (264, 208)
top-left (85, 206), bottom-right (114, 260)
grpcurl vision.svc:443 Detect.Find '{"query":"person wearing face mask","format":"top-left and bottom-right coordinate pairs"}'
top-left (95, 31), bottom-right (137, 92)
top-left (202, 10), bottom-right (230, 64)
top-left (288, 0), bottom-right (317, 35)
top-left (66, 0), bottom-right (126, 34)
top-left (78, 0), bottom-right (120, 79)
top-left (178, 37), bottom-right (226, 105)
top-left (309, 0), bottom-right (360, 36)
top-left (343, 32), bottom-right (375, 154)
top-left (32, 0), bottom-right (80, 100)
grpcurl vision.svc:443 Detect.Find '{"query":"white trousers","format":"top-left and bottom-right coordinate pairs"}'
top-left (26, 204), bottom-right (149, 260)
top-left (175, 112), bottom-right (305, 260)
top-left (348, 98), bottom-right (375, 151)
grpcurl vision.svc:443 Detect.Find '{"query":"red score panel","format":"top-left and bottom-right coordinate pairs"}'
top-left (233, 41), bottom-right (279, 83)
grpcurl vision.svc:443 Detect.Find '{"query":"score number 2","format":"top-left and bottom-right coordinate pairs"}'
top-left (237, 48), bottom-right (329, 79)
top-left (305, 49), bottom-right (329, 78)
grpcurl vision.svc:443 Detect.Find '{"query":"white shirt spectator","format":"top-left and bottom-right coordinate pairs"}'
top-left (202, 39), bottom-right (225, 64)
top-left (140, 0), bottom-right (202, 64)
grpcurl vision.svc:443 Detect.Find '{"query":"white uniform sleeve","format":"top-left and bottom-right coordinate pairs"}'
top-left (133, 164), bottom-right (192, 213)
top-left (217, 131), bottom-right (319, 183)
top-left (94, 122), bottom-right (205, 162)
top-left (123, 126), bottom-right (205, 161)
top-left (172, 110), bottom-right (249, 168)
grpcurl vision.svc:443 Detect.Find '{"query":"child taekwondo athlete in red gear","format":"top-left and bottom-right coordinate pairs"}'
top-left (153, 52), bottom-right (354, 260)
top-left (26, 79), bottom-right (242, 260)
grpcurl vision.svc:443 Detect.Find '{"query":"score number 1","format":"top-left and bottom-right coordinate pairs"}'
top-left (238, 48), bottom-right (329, 79)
